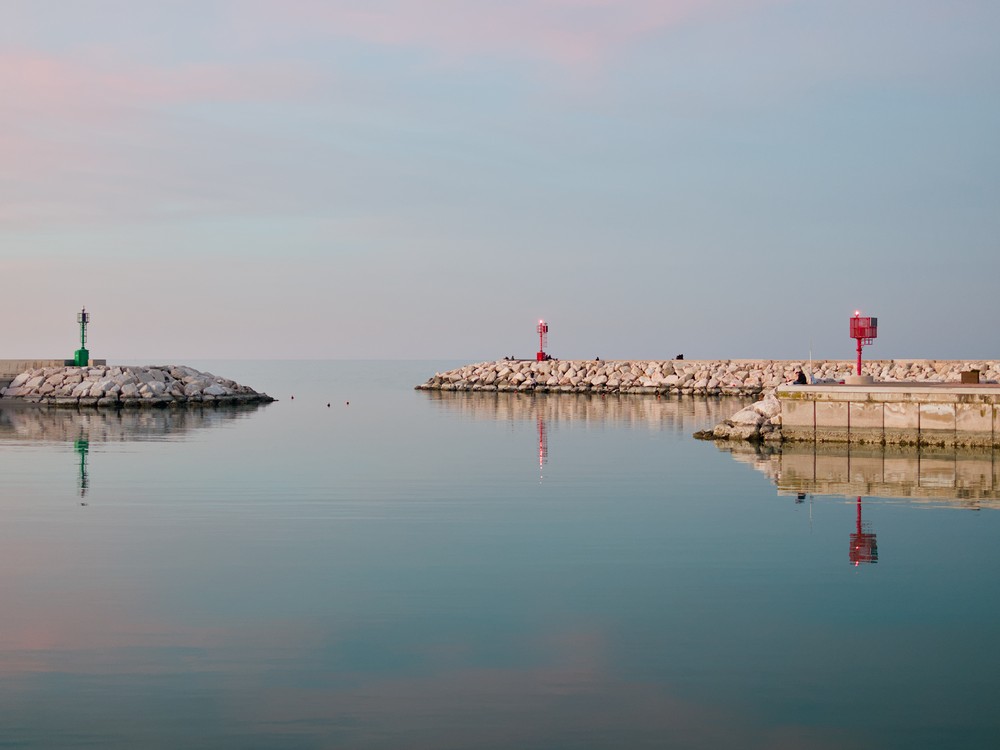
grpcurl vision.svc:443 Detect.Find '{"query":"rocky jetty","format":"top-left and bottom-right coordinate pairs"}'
top-left (417, 359), bottom-right (1000, 396)
top-left (0, 365), bottom-right (274, 407)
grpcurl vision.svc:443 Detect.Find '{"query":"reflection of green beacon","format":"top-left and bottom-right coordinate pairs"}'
top-left (74, 307), bottom-right (90, 367)
top-left (74, 438), bottom-right (89, 500)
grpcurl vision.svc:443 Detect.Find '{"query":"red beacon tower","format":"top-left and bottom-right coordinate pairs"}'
top-left (849, 311), bottom-right (877, 376)
top-left (536, 319), bottom-right (549, 361)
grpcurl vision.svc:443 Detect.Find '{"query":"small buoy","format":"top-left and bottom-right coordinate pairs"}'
top-left (291, 395), bottom-right (295, 400)
top-left (345, 401), bottom-right (349, 406)
top-left (326, 403), bottom-right (330, 407)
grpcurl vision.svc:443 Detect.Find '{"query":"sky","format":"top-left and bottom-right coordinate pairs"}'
top-left (1, 0), bottom-right (997, 362)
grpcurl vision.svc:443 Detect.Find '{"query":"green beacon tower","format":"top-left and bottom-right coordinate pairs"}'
top-left (74, 307), bottom-right (90, 367)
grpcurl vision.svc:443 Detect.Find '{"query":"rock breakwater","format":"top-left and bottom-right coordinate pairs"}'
top-left (417, 359), bottom-right (1000, 396)
top-left (0, 365), bottom-right (274, 407)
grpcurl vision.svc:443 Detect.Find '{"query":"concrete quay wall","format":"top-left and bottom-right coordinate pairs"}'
top-left (778, 383), bottom-right (1000, 448)
top-left (0, 360), bottom-right (67, 389)
top-left (1, 359), bottom-right (67, 377)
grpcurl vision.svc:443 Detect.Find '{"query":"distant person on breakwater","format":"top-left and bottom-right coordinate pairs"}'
top-left (675, 354), bottom-right (684, 360)
top-left (787, 369), bottom-right (808, 384)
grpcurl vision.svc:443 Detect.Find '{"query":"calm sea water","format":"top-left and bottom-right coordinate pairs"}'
top-left (1, 360), bottom-right (998, 749)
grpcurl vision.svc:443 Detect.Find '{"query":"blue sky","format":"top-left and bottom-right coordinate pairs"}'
top-left (2, 0), bottom-right (997, 361)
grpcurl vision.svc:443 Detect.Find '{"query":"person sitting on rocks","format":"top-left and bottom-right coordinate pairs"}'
top-left (787, 369), bottom-right (808, 384)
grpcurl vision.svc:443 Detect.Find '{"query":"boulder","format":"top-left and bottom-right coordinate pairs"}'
top-left (729, 407), bottom-right (765, 427)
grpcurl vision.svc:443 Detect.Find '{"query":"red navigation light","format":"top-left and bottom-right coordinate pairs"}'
top-left (850, 311), bottom-right (878, 377)
top-left (536, 319), bottom-right (549, 361)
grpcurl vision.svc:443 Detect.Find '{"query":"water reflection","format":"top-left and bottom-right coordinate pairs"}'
top-left (0, 403), bottom-right (268, 504)
top-left (75, 437), bottom-right (89, 502)
top-left (0, 403), bottom-right (268, 444)
top-left (537, 414), bottom-right (547, 481)
top-left (425, 392), bottom-right (752, 481)
top-left (715, 442), bottom-right (1000, 567)
top-left (422, 391), bottom-right (752, 432)
top-left (850, 496), bottom-right (878, 565)
top-left (717, 441), bottom-right (1000, 508)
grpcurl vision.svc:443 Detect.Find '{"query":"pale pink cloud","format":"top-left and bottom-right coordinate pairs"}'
top-left (0, 50), bottom-right (323, 229)
top-left (0, 51), bottom-right (316, 112)
top-left (237, 0), bottom-right (777, 68)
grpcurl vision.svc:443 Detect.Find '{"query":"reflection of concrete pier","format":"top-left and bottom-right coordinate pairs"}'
top-left (718, 441), bottom-right (1000, 508)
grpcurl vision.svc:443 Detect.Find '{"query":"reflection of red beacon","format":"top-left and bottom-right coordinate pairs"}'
top-left (849, 311), bottom-right (878, 376)
top-left (536, 320), bottom-right (549, 362)
top-left (537, 415), bottom-right (548, 481)
top-left (849, 496), bottom-right (878, 566)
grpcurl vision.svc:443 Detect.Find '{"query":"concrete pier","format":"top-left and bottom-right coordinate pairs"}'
top-left (778, 383), bottom-right (1000, 448)
top-left (0, 360), bottom-right (67, 389)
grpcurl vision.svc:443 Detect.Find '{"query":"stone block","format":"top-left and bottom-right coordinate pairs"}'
top-left (850, 402), bottom-right (883, 430)
top-left (919, 402), bottom-right (956, 434)
top-left (816, 400), bottom-right (849, 427)
top-left (848, 402), bottom-right (883, 443)
top-left (955, 403), bottom-right (993, 445)
top-left (781, 399), bottom-right (814, 428)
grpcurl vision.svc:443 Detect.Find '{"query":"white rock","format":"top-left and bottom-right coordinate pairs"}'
top-left (144, 381), bottom-right (166, 396)
top-left (752, 393), bottom-right (781, 418)
top-left (730, 407), bottom-right (765, 426)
